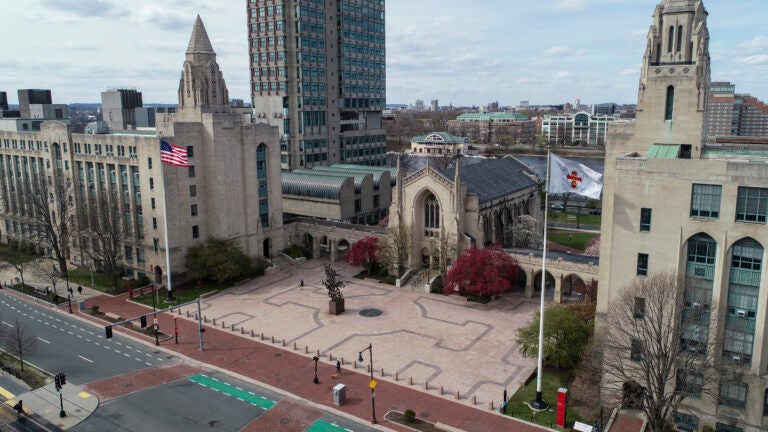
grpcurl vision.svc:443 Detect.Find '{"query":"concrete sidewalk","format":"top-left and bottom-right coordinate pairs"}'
top-left (7, 382), bottom-right (98, 430)
top-left (77, 290), bottom-right (551, 432)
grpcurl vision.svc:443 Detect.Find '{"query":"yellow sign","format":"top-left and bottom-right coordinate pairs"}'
top-left (369, 379), bottom-right (377, 389)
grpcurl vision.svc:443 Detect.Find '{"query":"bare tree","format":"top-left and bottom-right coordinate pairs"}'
top-left (23, 174), bottom-right (75, 276)
top-left (9, 260), bottom-right (27, 289)
top-left (601, 271), bottom-right (721, 432)
top-left (5, 319), bottom-right (38, 372)
top-left (42, 263), bottom-right (61, 298)
top-left (506, 214), bottom-right (542, 249)
top-left (429, 228), bottom-right (456, 280)
top-left (81, 193), bottom-right (130, 292)
top-left (380, 224), bottom-right (411, 277)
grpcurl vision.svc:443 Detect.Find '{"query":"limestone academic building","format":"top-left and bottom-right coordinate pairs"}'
top-left (597, 1), bottom-right (768, 431)
top-left (0, 17), bottom-right (284, 285)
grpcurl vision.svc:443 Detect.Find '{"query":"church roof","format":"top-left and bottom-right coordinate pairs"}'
top-left (660, 0), bottom-right (697, 13)
top-left (439, 157), bottom-right (537, 205)
top-left (186, 15), bottom-right (215, 55)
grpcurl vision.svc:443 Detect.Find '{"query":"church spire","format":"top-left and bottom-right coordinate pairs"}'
top-left (187, 15), bottom-right (215, 55)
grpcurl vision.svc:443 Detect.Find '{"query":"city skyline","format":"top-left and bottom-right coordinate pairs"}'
top-left (0, 0), bottom-right (765, 107)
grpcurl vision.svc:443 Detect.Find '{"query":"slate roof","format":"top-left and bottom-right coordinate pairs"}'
top-left (439, 157), bottom-right (537, 205)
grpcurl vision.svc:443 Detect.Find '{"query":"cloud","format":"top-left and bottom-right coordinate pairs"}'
top-left (552, 70), bottom-right (575, 80)
top-left (619, 67), bottom-right (639, 76)
top-left (739, 55), bottom-right (768, 65)
top-left (738, 36), bottom-right (768, 51)
top-left (38, 0), bottom-right (125, 18)
top-left (555, 0), bottom-right (588, 11)
top-left (544, 46), bottom-right (588, 57)
top-left (130, 5), bottom-right (191, 31)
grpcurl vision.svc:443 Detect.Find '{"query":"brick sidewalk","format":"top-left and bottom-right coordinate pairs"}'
top-left (73, 293), bottom-right (549, 432)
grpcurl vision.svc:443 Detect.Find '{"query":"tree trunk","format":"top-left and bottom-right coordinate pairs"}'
top-left (58, 257), bottom-right (68, 277)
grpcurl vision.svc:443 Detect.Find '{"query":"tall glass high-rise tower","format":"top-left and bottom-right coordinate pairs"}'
top-left (247, 0), bottom-right (386, 170)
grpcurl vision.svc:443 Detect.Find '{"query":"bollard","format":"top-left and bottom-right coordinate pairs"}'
top-left (271, 336), bottom-right (275, 343)
top-left (221, 321), bottom-right (225, 328)
top-left (409, 376), bottom-right (412, 385)
top-left (472, 396), bottom-right (476, 405)
top-left (329, 354), bottom-right (333, 361)
top-left (185, 310), bottom-right (189, 317)
top-left (395, 372), bottom-right (398, 381)
top-left (294, 342), bottom-right (297, 350)
top-left (241, 328), bottom-right (245, 334)
top-left (231, 324), bottom-right (235, 331)
top-left (317, 349), bottom-right (320, 357)
top-left (456, 390), bottom-right (460, 400)
top-left (204, 316), bottom-right (208, 323)
top-left (380, 368), bottom-right (384, 377)
top-left (195, 314), bottom-right (198, 320)
top-left (282, 339), bottom-right (285, 347)
top-left (490, 401), bottom-right (494, 411)
top-left (367, 365), bottom-right (371, 373)
top-left (305, 346), bottom-right (309, 354)
top-left (341, 357), bottom-right (344, 365)
top-left (251, 330), bottom-right (254, 337)
top-left (425, 381), bottom-right (429, 390)
top-left (213, 318), bottom-right (216, 325)
top-left (260, 332), bottom-right (264, 340)
top-left (354, 360), bottom-right (357, 369)
top-left (440, 386), bottom-right (444, 395)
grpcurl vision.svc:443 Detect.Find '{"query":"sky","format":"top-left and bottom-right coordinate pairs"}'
top-left (0, 0), bottom-right (765, 107)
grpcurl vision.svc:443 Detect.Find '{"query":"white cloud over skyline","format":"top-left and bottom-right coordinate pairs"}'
top-left (0, 0), bottom-right (765, 107)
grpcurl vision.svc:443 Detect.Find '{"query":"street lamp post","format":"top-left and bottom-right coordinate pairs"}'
top-left (358, 343), bottom-right (376, 424)
top-left (312, 356), bottom-right (319, 384)
top-left (151, 289), bottom-right (159, 346)
top-left (65, 275), bottom-right (72, 314)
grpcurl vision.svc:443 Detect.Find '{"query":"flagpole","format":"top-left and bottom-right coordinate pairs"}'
top-left (161, 161), bottom-right (175, 301)
top-left (530, 148), bottom-right (551, 410)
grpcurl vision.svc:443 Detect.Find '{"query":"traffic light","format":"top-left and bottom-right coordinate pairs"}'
top-left (105, 325), bottom-right (113, 339)
top-left (54, 374), bottom-right (61, 391)
top-left (140, 316), bottom-right (147, 328)
top-left (60, 374), bottom-right (66, 385)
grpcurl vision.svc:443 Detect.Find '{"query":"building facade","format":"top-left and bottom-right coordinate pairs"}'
top-left (598, 1), bottom-right (768, 431)
top-left (540, 112), bottom-right (622, 147)
top-left (408, 132), bottom-right (477, 156)
top-left (707, 82), bottom-right (768, 139)
top-left (101, 89), bottom-right (144, 131)
top-left (0, 17), bottom-right (284, 285)
top-left (247, 0), bottom-right (387, 170)
top-left (446, 112), bottom-right (536, 144)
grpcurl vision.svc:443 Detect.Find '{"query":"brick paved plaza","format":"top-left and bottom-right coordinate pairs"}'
top-left (185, 258), bottom-right (540, 409)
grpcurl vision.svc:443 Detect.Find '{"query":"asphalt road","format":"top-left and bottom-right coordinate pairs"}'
top-left (0, 290), bottom-right (169, 385)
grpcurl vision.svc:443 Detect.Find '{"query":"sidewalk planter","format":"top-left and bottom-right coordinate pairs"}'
top-left (329, 299), bottom-right (345, 315)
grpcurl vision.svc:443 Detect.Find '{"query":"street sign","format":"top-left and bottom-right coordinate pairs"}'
top-left (369, 379), bottom-right (377, 389)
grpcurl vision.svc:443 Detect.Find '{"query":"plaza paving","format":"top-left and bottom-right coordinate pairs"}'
top-left (183, 258), bottom-right (541, 409)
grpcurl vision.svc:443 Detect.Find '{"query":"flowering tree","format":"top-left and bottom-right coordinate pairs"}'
top-left (444, 245), bottom-right (520, 297)
top-left (583, 236), bottom-right (600, 257)
top-left (346, 237), bottom-right (380, 274)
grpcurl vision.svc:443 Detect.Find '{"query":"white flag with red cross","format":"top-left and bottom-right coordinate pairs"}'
top-left (548, 153), bottom-right (603, 199)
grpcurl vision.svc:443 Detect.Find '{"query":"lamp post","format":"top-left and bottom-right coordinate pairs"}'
top-left (312, 356), bottom-right (319, 384)
top-left (358, 343), bottom-right (376, 424)
top-left (151, 288), bottom-right (159, 346)
top-left (65, 275), bottom-right (72, 314)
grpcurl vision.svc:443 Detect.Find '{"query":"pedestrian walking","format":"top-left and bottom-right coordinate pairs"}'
top-left (336, 360), bottom-right (341, 375)
top-left (300, 279), bottom-right (304, 287)
top-left (77, 286), bottom-right (82, 295)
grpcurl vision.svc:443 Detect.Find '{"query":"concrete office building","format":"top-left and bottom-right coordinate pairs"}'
top-left (101, 89), bottom-right (143, 131)
top-left (0, 92), bottom-right (7, 111)
top-left (446, 112), bottom-right (536, 144)
top-left (17, 89), bottom-right (52, 118)
top-left (0, 17), bottom-right (283, 285)
top-left (247, 0), bottom-right (387, 170)
top-left (540, 112), bottom-right (623, 147)
top-left (598, 1), bottom-right (768, 430)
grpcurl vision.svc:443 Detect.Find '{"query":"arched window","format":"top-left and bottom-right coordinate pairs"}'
top-left (257, 144), bottom-right (269, 227)
top-left (681, 234), bottom-right (716, 356)
top-left (723, 238), bottom-right (763, 366)
top-left (668, 26), bottom-right (675, 53)
top-left (676, 25), bottom-right (684, 52)
top-left (655, 44), bottom-right (661, 64)
top-left (424, 192), bottom-right (439, 236)
top-left (665, 86), bottom-right (675, 120)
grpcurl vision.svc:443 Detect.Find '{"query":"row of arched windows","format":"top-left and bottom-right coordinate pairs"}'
top-left (668, 25), bottom-right (684, 53)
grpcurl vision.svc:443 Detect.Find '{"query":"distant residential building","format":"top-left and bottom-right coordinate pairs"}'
top-left (414, 99), bottom-right (424, 111)
top-left (409, 132), bottom-right (477, 155)
top-left (540, 111), bottom-right (622, 146)
top-left (430, 99), bottom-right (438, 112)
top-left (592, 103), bottom-right (617, 116)
top-left (446, 112), bottom-right (536, 144)
top-left (707, 82), bottom-right (768, 138)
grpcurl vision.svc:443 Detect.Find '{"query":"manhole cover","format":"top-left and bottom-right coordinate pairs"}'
top-left (359, 308), bottom-right (382, 317)
top-left (280, 418), bottom-right (290, 424)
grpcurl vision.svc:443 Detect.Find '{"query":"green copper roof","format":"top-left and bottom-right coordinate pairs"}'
top-left (411, 132), bottom-right (466, 144)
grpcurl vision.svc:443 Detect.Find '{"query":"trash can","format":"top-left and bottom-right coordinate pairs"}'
top-left (78, 301), bottom-right (86, 312)
top-left (333, 384), bottom-right (346, 406)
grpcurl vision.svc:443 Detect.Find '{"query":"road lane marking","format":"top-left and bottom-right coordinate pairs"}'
top-left (36, 337), bottom-right (50, 344)
top-left (0, 386), bottom-right (15, 400)
top-left (1, 322), bottom-right (13, 328)
top-left (78, 355), bottom-right (94, 363)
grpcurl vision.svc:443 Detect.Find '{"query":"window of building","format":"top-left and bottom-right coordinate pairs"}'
top-left (630, 338), bottom-right (643, 361)
top-left (186, 146), bottom-right (194, 158)
top-left (424, 192), bottom-right (440, 237)
top-left (673, 412), bottom-right (699, 432)
top-left (716, 424), bottom-right (744, 432)
top-left (188, 166), bottom-right (195, 178)
top-left (191, 204), bottom-right (198, 217)
top-left (640, 208), bottom-right (652, 232)
top-left (690, 184), bottom-right (721, 218)
top-left (151, 198), bottom-right (155, 209)
top-left (675, 369), bottom-right (703, 398)
top-left (719, 381), bottom-right (748, 409)
top-left (147, 157), bottom-right (152, 169)
top-left (723, 238), bottom-right (762, 366)
top-left (676, 25), bottom-right (683, 53)
top-left (634, 297), bottom-right (646, 319)
top-left (152, 217), bottom-right (157, 230)
top-left (764, 389), bottom-right (768, 416)
top-left (190, 185), bottom-right (197, 197)
top-left (735, 186), bottom-right (768, 223)
top-left (668, 26), bottom-right (675, 53)
top-left (192, 225), bottom-right (199, 239)
top-left (149, 178), bottom-right (154, 190)
top-left (153, 238), bottom-right (159, 253)
top-left (665, 86), bottom-right (675, 120)
top-left (637, 253), bottom-right (648, 276)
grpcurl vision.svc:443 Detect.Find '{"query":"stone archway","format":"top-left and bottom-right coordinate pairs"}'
top-left (533, 270), bottom-right (555, 293)
top-left (561, 273), bottom-right (587, 297)
top-left (337, 239), bottom-right (350, 258)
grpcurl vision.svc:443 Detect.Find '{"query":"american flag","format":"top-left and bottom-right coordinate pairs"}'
top-left (160, 140), bottom-right (191, 167)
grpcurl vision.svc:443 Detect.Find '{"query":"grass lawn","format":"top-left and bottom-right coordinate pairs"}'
top-left (547, 230), bottom-right (598, 251)
top-left (130, 277), bottom-right (250, 308)
top-left (548, 211), bottom-right (601, 227)
top-left (67, 268), bottom-right (133, 293)
top-left (505, 368), bottom-right (585, 428)
top-left (0, 245), bottom-right (38, 265)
